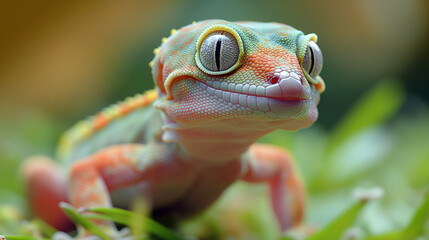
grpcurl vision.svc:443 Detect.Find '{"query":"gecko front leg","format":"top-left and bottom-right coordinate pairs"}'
top-left (242, 143), bottom-right (306, 231)
top-left (68, 145), bottom-right (141, 236)
top-left (68, 143), bottom-right (196, 238)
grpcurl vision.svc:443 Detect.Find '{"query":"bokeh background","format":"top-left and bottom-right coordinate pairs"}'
top-left (0, 0), bottom-right (428, 239)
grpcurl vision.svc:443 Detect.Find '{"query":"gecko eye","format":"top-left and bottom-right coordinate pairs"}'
top-left (301, 40), bottom-right (323, 78)
top-left (196, 26), bottom-right (244, 75)
top-left (200, 31), bottom-right (239, 72)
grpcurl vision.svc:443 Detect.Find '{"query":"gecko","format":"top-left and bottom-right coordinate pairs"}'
top-left (22, 19), bottom-right (325, 238)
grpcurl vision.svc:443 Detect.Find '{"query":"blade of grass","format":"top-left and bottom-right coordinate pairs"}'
top-left (83, 214), bottom-right (149, 240)
top-left (59, 202), bottom-right (110, 240)
top-left (3, 236), bottom-right (49, 240)
top-left (311, 80), bottom-right (405, 191)
top-left (403, 192), bottom-right (429, 237)
top-left (30, 219), bottom-right (57, 238)
top-left (88, 207), bottom-right (185, 240)
top-left (279, 237), bottom-right (295, 240)
top-left (326, 80), bottom-right (405, 155)
top-left (364, 232), bottom-right (404, 240)
top-left (130, 198), bottom-right (150, 238)
top-left (365, 192), bottom-right (429, 240)
top-left (307, 200), bottom-right (369, 240)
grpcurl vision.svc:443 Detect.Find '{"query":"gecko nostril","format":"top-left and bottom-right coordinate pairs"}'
top-left (270, 76), bottom-right (280, 84)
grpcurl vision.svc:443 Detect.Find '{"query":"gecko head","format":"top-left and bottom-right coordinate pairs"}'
top-left (152, 20), bottom-right (325, 133)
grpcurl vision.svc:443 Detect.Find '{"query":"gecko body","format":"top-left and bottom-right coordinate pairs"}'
top-left (23, 20), bottom-right (325, 237)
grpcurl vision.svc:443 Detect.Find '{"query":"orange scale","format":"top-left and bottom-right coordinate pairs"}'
top-left (94, 114), bottom-right (109, 131)
top-left (120, 104), bottom-right (133, 115)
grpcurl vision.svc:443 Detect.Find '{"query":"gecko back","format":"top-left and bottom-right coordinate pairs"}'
top-left (57, 89), bottom-right (162, 163)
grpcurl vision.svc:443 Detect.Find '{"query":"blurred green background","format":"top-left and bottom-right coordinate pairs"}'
top-left (0, 0), bottom-right (428, 239)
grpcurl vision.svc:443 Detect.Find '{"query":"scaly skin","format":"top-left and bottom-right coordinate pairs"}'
top-left (23, 19), bottom-right (325, 237)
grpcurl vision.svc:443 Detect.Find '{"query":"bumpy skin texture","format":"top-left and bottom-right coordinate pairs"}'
top-left (23, 20), bottom-right (325, 237)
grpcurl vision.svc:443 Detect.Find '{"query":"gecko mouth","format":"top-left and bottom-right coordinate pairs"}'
top-left (196, 71), bottom-right (312, 115)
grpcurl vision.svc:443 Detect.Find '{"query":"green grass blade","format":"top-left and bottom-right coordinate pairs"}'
top-left (279, 237), bottom-right (295, 240)
top-left (88, 207), bottom-right (185, 240)
top-left (30, 219), bottom-right (57, 238)
top-left (311, 80), bottom-right (405, 191)
top-left (129, 198), bottom-right (149, 239)
top-left (364, 232), bottom-right (404, 240)
top-left (366, 192), bottom-right (429, 240)
top-left (82, 214), bottom-right (149, 240)
top-left (307, 200), bottom-right (368, 240)
top-left (3, 236), bottom-right (49, 240)
top-left (327, 80), bottom-right (404, 155)
top-left (403, 192), bottom-right (429, 237)
top-left (59, 202), bottom-right (110, 240)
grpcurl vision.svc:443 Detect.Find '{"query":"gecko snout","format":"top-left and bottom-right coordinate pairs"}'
top-left (265, 70), bottom-right (310, 100)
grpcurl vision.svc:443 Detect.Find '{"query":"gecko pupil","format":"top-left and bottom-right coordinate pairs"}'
top-left (308, 46), bottom-right (315, 75)
top-left (214, 32), bottom-right (223, 71)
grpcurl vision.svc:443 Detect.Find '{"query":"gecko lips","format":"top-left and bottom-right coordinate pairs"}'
top-left (199, 70), bottom-right (312, 117)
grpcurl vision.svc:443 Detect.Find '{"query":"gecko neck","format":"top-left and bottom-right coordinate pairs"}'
top-left (162, 119), bottom-right (271, 166)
